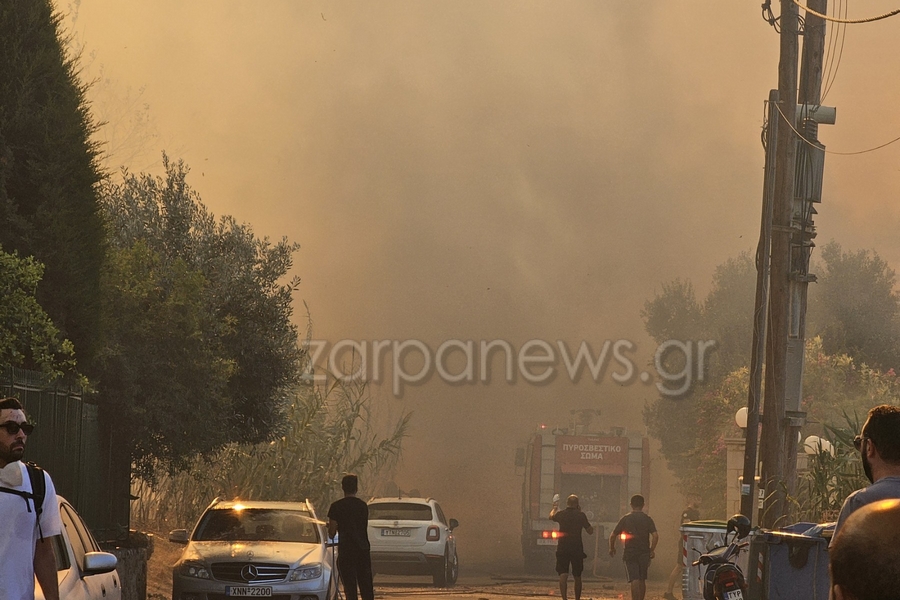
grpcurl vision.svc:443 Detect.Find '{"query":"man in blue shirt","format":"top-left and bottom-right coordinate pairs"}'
top-left (834, 405), bottom-right (900, 541)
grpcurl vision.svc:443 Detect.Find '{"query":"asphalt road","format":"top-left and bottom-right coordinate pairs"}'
top-left (373, 572), bottom-right (672, 600)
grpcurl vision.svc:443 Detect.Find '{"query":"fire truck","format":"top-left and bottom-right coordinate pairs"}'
top-left (517, 425), bottom-right (650, 573)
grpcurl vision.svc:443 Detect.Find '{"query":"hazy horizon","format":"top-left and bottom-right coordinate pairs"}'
top-left (61, 0), bottom-right (900, 566)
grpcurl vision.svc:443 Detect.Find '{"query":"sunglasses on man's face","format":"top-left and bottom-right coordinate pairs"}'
top-left (853, 435), bottom-right (867, 451)
top-left (0, 421), bottom-right (34, 436)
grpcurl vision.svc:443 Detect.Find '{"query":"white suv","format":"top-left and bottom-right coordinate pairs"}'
top-left (367, 497), bottom-right (459, 587)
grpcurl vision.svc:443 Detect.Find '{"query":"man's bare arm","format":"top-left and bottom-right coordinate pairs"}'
top-left (327, 519), bottom-right (338, 539)
top-left (585, 523), bottom-right (594, 535)
top-left (649, 531), bottom-right (659, 558)
top-left (34, 537), bottom-right (59, 600)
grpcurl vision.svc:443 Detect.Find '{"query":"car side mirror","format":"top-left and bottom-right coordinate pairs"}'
top-left (168, 529), bottom-right (189, 544)
top-left (449, 518), bottom-right (459, 530)
top-left (83, 551), bottom-right (118, 575)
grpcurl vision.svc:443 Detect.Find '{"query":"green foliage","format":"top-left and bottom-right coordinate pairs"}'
top-left (98, 240), bottom-right (234, 476)
top-left (97, 155), bottom-right (304, 474)
top-left (0, 249), bottom-right (76, 376)
top-left (0, 0), bottom-right (106, 371)
top-left (809, 241), bottom-right (900, 371)
top-left (802, 337), bottom-right (900, 425)
top-left (643, 246), bottom-right (900, 516)
top-left (642, 253), bottom-right (755, 510)
top-left (796, 413), bottom-right (868, 523)
top-left (130, 379), bottom-right (410, 532)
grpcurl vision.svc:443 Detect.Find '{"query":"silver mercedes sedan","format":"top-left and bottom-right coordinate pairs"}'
top-left (170, 499), bottom-right (337, 600)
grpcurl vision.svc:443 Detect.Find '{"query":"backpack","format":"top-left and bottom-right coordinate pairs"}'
top-left (0, 462), bottom-right (47, 538)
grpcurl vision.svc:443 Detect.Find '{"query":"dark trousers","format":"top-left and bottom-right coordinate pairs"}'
top-left (338, 549), bottom-right (374, 600)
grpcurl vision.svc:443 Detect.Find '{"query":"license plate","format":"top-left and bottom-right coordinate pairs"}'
top-left (381, 528), bottom-right (411, 536)
top-left (725, 590), bottom-right (743, 600)
top-left (536, 539), bottom-right (558, 546)
top-left (227, 587), bottom-right (273, 597)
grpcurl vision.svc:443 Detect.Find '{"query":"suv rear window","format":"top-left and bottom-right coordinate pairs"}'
top-left (369, 503), bottom-right (433, 521)
top-left (194, 508), bottom-right (320, 543)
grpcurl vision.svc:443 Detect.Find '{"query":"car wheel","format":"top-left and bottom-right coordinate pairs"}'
top-left (446, 549), bottom-right (459, 586)
top-left (432, 550), bottom-right (449, 587)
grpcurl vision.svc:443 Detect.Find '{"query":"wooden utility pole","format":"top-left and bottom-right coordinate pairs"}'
top-left (756, 0), bottom-right (830, 528)
top-left (785, 0), bottom-right (828, 508)
top-left (758, 0), bottom-right (799, 528)
top-left (740, 88), bottom-right (778, 521)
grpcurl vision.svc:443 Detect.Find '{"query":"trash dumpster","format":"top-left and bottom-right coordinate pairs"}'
top-left (680, 521), bottom-right (750, 600)
top-left (746, 524), bottom-right (832, 600)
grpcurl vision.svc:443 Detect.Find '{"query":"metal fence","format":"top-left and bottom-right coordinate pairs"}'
top-left (1, 365), bottom-right (127, 540)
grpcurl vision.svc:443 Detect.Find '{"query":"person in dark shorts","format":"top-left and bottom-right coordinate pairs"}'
top-left (664, 494), bottom-right (701, 600)
top-left (609, 495), bottom-right (658, 600)
top-left (550, 494), bottom-right (594, 600)
top-left (327, 474), bottom-right (374, 600)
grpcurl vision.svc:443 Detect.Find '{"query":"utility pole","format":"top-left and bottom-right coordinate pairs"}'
top-left (755, 0), bottom-right (833, 528)
top-left (785, 0), bottom-right (829, 510)
top-left (740, 88), bottom-right (778, 521)
top-left (758, 0), bottom-right (800, 529)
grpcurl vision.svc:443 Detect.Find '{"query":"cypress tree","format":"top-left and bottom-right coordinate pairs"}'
top-left (0, 0), bottom-right (105, 373)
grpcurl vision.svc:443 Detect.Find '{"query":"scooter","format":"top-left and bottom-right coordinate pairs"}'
top-left (692, 515), bottom-right (751, 600)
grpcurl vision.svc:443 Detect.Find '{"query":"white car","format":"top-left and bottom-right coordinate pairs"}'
top-left (170, 499), bottom-right (337, 600)
top-left (367, 497), bottom-right (459, 587)
top-left (36, 496), bottom-right (121, 600)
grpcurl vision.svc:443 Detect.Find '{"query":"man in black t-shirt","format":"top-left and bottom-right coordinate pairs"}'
top-left (550, 494), bottom-right (594, 600)
top-left (609, 495), bottom-right (658, 600)
top-left (327, 474), bottom-right (374, 600)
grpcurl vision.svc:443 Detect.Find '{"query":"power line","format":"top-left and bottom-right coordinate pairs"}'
top-left (791, 0), bottom-right (900, 23)
top-left (820, 0), bottom-right (847, 102)
top-left (774, 101), bottom-right (900, 155)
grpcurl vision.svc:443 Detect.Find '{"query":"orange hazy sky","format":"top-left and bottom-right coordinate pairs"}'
top-left (61, 0), bottom-right (900, 561)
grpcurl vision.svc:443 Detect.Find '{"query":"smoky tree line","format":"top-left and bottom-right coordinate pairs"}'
top-left (643, 244), bottom-right (900, 515)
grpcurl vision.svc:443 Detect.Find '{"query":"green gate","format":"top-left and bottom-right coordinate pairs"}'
top-left (1, 366), bottom-right (126, 540)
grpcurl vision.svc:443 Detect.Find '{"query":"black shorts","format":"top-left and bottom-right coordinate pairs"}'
top-left (623, 553), bottom-right (651, 582)
top-left (556, 552), bottom-right (586, 577)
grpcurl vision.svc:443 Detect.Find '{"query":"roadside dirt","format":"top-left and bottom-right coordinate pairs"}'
top-left (146, 531), bottom-right (183, 600)
top-left (145, 539), bottom-right (671, 600)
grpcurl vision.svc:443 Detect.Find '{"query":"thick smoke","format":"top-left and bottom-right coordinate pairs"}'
top-left (66, 0), bottom-right (900, 568)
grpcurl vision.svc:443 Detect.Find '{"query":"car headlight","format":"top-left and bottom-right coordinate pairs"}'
top-left (176, 561), bottom-right (211, 579)
top-left (290, 563), bottom-right (323, 581)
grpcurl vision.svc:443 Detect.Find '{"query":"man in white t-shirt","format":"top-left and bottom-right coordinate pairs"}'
top-left (0, 397), bottom-right (63, 600)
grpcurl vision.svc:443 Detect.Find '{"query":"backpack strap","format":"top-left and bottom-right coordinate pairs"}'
top-left (0, 463), bottom-right (46, 538)
top-left (27, 462), bottom-right (46, 540)
top-left (26, 462), bottom-right (45, 520)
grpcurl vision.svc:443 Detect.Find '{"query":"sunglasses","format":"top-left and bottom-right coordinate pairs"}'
top-left (0, 421), bottom-right (34, 436)
top-left (853, 435), bottom-right (867, 451)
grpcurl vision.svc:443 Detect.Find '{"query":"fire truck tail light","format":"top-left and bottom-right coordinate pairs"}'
top-left (426, 526), bottom-right (440, 541)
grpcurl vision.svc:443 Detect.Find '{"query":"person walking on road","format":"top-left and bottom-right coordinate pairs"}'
top-left (830, 498), bottom-right (900, 600)
top-left (550, 494), bottom-right (594, 600)
top-left (0, 397), bottom-right (62, 600)
top-left (664, 494), bottom-right (701, 600)
top-left (833, 404), bottom-right (900, 541)
top-left (327, 474), bottom-right (375, 600)
top-left (609, 494), bottom-right (658, 600)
